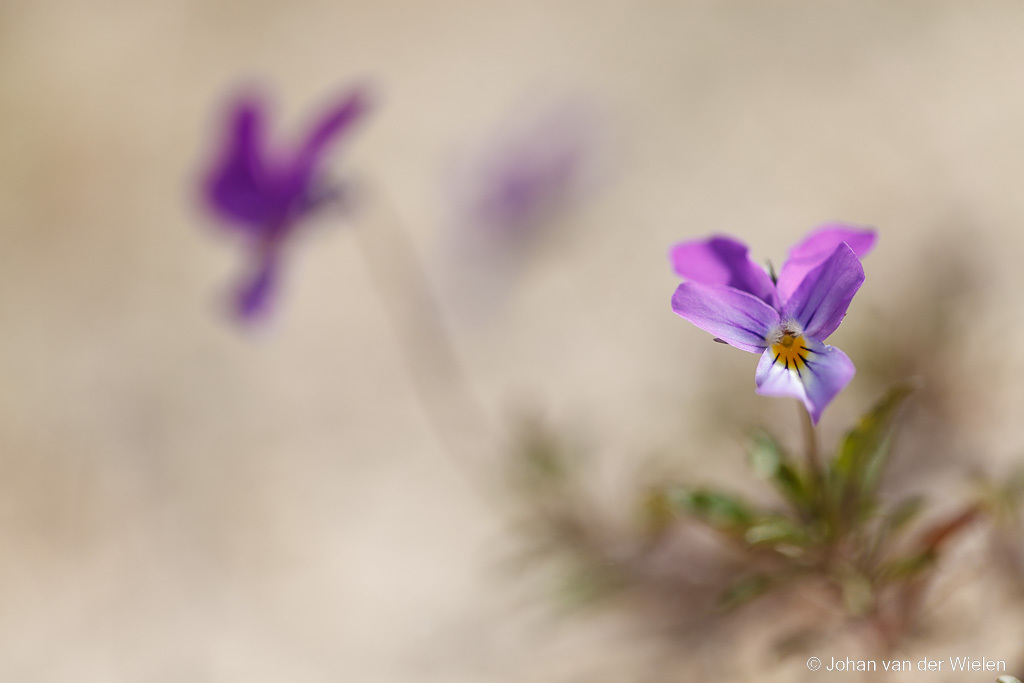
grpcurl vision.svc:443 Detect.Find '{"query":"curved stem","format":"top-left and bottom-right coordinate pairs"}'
top-left (350, 183), bottom-right (497, 501)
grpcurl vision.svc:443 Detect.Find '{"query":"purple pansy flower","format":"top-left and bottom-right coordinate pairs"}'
top-left (202, 86), bottom-right (369, 321)
top-left (669, 225), bottom-right (877, 423)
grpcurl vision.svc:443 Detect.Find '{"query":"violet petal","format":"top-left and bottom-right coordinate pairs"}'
top-left (234, 253), bottom-right (279, 322)
top-left (669, 236), bottom-right (777, 305)
top-left (204, 97), bottom-right (280, 233)
top-left (671, 282), bottom-right (780, 353)
top-left (782, 243), bottom-right (865, 341)
top-left (755, 337), bottom-right (855, 424)
top-left (776, 224), bottom-right (876, 303)
top-left (286, 88), bottom-right (369, 208)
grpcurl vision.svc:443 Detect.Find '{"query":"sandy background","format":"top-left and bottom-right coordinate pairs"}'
top-left (3, 1), bottom-right (1024, 680)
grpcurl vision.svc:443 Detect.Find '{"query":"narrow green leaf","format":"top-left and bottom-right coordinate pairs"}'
top-left (744, 515), bottom-right (808, 546)
top-left (834, 382), bottom-right (915, 479)
top-left (885, 496), bottom-right (926, 535)
top-left (666, 487), bottom-right (756, 531)
top-left (831, 382), bottom-right (917, 518)
top-left (747, 430), bottom-right (809, 513)
top-left (877, 551), bottom-right (936, 582)
top-left (719, 574), bottom-right (773, 611)
top-left (748, 430), bottom-right (785, 477)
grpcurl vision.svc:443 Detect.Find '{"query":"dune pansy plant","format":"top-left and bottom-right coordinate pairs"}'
top-left (670, 225), bottom-right (876, 422)
top-left (202, 86), bottom-right (369, 321)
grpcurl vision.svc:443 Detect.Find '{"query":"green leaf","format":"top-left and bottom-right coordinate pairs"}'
top-left (666, 487), bottom-right (756, 531)
top-left (830, 382), bottom-right (917, 518)
top-left (885, 496), bottom-right (926, 534)
top-left (747, 430), bottom-right (809, 513)
top-left (748, 429), bottom-right (785, 477)
top-left (744, 515), bottom-right (808, 547)
top-left (977, 466), bottom-right (1024, 521)
top-left (833, 382), bottom-right (915, 479)
top-left (877, 551), bottom-right (936, 582)
top-left (719, 574), bottom-right (773, 611)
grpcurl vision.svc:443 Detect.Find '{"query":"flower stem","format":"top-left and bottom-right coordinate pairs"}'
top-left (800, 404), bottom-right (823, 491)
top-left (351, 183), bottom-right (496, 499)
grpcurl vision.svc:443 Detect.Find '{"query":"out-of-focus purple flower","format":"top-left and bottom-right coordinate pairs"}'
top-left (669, 225), bottom-right (877, 423)
top-left (458, 103), bottom-right (600, 249)
top-left (473, 126), bottom-right (588, 238)
top-left (442, 102), bottom-right (604, 322)
top-left (202, 86), bottom-right (369, 322)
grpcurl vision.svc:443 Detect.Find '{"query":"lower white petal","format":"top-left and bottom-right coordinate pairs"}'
top-left (754, 337), bottom-right (855, 423)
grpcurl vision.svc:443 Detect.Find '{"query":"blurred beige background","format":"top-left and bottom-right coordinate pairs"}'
top-left (3, 1), bottom-right (1024, 680)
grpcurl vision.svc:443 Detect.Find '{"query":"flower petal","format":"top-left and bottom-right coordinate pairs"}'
top-left (203, 96), bottom-right (281, 233)
top-left (776, 224), bottom-right (876, 304)
top-left (671, 282), bottom-right (780, 353)
top-left (234, 253), bottom-right (280, 322)
top-left (755, 338), bottom-right (855, 423)
top-left (669, 236), bottom-right (776, 304)
top-left (287, 88), bottom-right (370, 202)
top-left (782, 243), bottom-right (865, 340)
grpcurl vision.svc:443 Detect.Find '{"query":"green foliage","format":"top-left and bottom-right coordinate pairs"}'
top-left (506, 382), bottom-right (985, 649)
top-left (974, 465), bottom-right (1024, 522)
top-left (876, 550), bottom-right (935, 582)
top-left (667, 487), bottom-right (756, 532)
top-left (719, 574), bottom-right (774, 611)
top-left (743, 515), bottom-right (808, 547)
top-left (663, 487), bottom-right (814, 555)
top-left (747, 430), bottom-right (810, 515)
top-left (829, 381), bottom-right (917, 524)
top-left (884, 496), bottom-right (926, 534)
top-left (655, 381), bottom-right (978, 638)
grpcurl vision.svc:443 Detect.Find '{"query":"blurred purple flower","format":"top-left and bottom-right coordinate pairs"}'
top-left (669, 225), bottom-right (877, 423)
top-left (474, 127), bottom-right (587, 238)
top-left (441, 103), bottom-right (604, 322)
top-left (202, 86), bottom-right (369, 321)
top-left (458, 103), bottom-right (600, 250)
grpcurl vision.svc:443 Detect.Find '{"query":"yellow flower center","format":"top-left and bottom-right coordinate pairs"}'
top-left (771, 330), bottom-right (810, 373)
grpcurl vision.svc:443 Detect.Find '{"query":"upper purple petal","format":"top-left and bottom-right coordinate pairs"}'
top-left (781, 243), bottom-right (865, 341)
top-left (775, 224), bottom-right (876, 304)
top-left (203, 96), bottom-right (282, 233)
top-left (286, 87), bottom-right (370, 207)
top-left (754, 338), bottom-right (855, 424)
top-left (669, 236), bottom-right (777, 305)
top-left (204, 87), bottom-right (369, 237)
top-left (671, 282), bottom-right (780, 353)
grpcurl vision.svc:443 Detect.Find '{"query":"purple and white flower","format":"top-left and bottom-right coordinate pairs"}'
top-left (669, 225), bottom-right (877, 423)
top-left (202, 86), bottom-right (369, 322)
